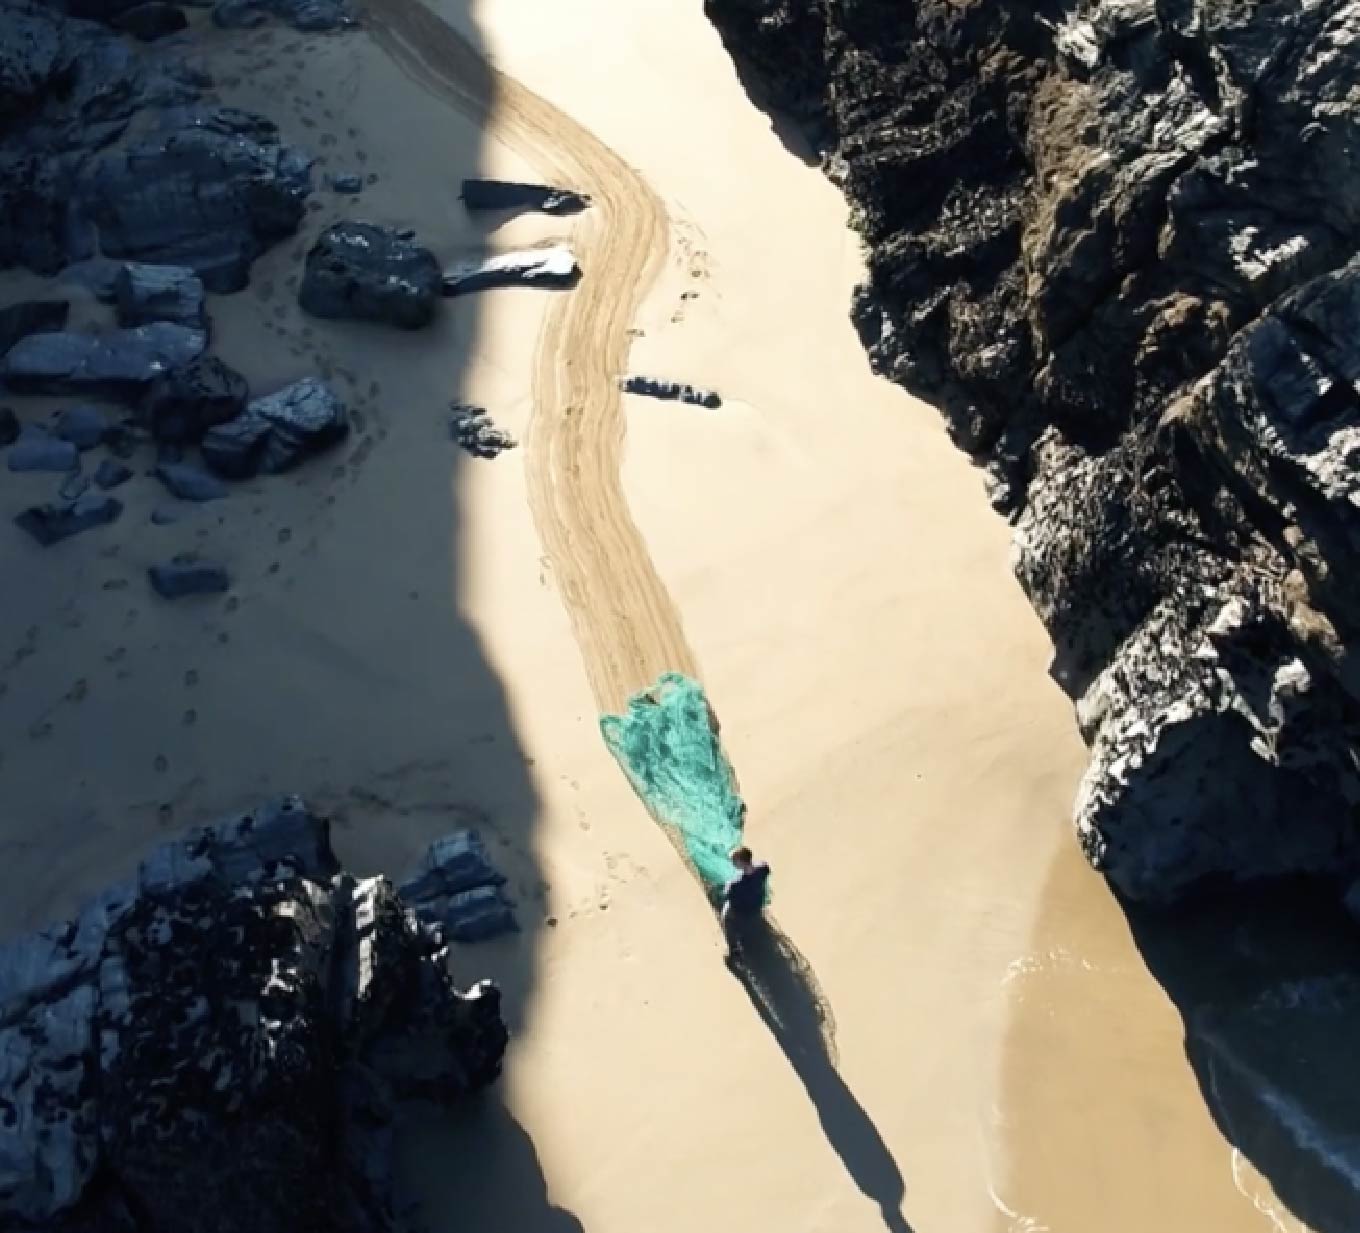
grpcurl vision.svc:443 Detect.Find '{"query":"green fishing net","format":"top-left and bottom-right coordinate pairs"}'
top-left (600, 672), bottom-right (765, 904)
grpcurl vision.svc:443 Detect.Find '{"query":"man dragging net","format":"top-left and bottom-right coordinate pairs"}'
top-left (721, 845), bottom-right (770, 963)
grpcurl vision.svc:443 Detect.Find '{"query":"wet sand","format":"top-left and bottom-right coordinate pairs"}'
top-left (0, 0), bottom-right (1314, 1230)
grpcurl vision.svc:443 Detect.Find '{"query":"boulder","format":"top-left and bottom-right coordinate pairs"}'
top-left (81, 108), bottom-right (312, 293)
top-left (7, 430), bottom-right (78, 473)
top-left (0, 797), bottom-right (506, 1230)
top-left (111, 1), bottom-right (188, 39)
top-left (54, 404), bottom-right (109, 450)
top-left (14, 492), bottom-right (122, 545)
top-left (200, 408), bottom-right (272, 478)
top-left (0, 300), bottom-right (69, 357)
top-left (140, 355), bottom-right (248, 443)
top-left (154, 461), bottom-right (228, 501)
top-left (0, 323), bottom-right (206, 399)
top-left (299, 222), bottom-right (441, 329)
top-left (460, 178), bottom-right (591, 216)
top-left (149, 557), bottom-right (230, 598)
top-left (114, 261), bottom-right (206, 328)
top-left (449, 402), bottom-right (516, 459)
top-left (442, 245), bottom-right (579, 295)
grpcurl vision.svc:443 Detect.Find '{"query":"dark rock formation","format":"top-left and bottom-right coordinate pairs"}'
top-left (705, 0), bottom-right (1360, 901)
top-left (114, 262), bottom-right (206, 329)
top-left (155, 460), bottom-right (229, 501)
top-left (460, 177), bottom-right (591, 216)
top-left (203, 376), bottom-right (348, 477)
top-left (442, 246), bottom-right (580, 295)
top-left (14, 491), bottom-right (121, 544)
top-left (620, 374), bottom-right (722, 409)
top-left (399, 831), bottom-right (518, 944)
top-left (450, 402), bottom-right (516, 459)
top-left (149, 556), bottom-right (230, 596)
top-left (0, 406), bottom-right (17, 445)
top-left (140, 355), bottom-right (248, 443)
top-left (299, 222), bottom-right (442, 329)
top-left (0, 797), bottom-right (507, 1231)
top-left (0, 301), bottom-right (68, 358)
top-left (0, 324), bottom-right (206, 399)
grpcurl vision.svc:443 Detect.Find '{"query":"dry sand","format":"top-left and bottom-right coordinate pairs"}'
top-left (0, 0), bottom-right (1311, 1230)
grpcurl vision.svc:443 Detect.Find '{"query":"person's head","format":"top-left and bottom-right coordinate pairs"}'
top-left (730, 845), bottom-right (753, 871)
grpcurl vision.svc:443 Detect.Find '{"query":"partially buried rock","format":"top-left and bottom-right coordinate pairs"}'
top-left (54, 405), bottom-right (109, 450)
top-left (155, 461), bottom-right (228, 501)
top-left (449, 402), bottom-right (516, 459)
top-left (15, 493), bottom-right (122, 545)
top-left (203, 377), bottom-right (347, 477)
top-left (441, 246), bottom-right (579, 295)
top-left (0, 325), bottom-right (207, 400)
top-left (0, 407), bottom-right (18, 447)
top-left (329, 172), bottom-right (363, 194)
top-left (112, 1), bottom-right (189, 39)
top-left (115, 263), bottom-right (206, 330)
top-left (141, 356), bottom-right (248, 444)
top-left (7, 431), bottom-right (78, 473)
top-left (0, 301), bottom-right (68, 358)
top-left (299, 222), bottom-right (441, 329)
top-left (460, 179), bottom-right (591, 216)
top-left (59, 473), bottom-right (90, 501)
top-left (149, 558), bottom-right (230, 598)
top-left (94, 458), bottom-right (133, 490)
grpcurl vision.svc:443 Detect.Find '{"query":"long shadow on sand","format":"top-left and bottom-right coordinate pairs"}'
top-left (728, 915), bottom-right (916, 1233)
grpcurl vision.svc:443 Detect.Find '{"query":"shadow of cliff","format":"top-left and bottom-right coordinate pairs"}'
top-left (1122, 878), bottom-right (1360, 1233)
top-left (397, 1094), bottom-right (583, 1233)
top-left (728, 915), bottom-right (916, 1233)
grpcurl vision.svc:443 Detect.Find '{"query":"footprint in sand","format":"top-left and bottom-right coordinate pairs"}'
top-left (65, 679), bottom-right (88, 704)
top-left (154, 755), bottom-right (168, 773)
top-left (184, 669), bottom-right (199, 687)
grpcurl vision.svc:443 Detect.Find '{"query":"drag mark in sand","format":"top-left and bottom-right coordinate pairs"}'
top-left (362, 0), bottom-right (697, 712)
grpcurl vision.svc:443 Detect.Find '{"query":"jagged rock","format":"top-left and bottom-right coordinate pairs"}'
top-left (442, 246), bottom-right (579, 295)
top-left (114, 262), bottom-right (206, 329)
top-left (460, 178), bottom-right (591, 216)
top-left (14, 492), bottom-right (121, 544)
top-left (449, 402), bottom-right (516, 459)
top-left (0, 797), bottom-right (506, 1230)
top-left (441, 885), bottom-right (519, 943)
top-left (54, 404), bottom-right (109, 450)
top-left (706, 0), bottom-right (1360, 899)
top-left (299, 222), bottom-right (441, 329)
top-left (148, 557), bottom-right (230, 597)
top-left (204, 376), bottom-right (348, 477)
top-left (140, 355), bottom-right (248, 443)
top-left (7, 429), bottom-right (78, 472)
top-left (81, 107), bottom-right (312, 292)
top-left (0, 406), bottom-right (17, 446)
top-left (0, 324), bottom-right (206, 399)
top-left (111, 1), bottom-right (188, 39)
top-left (620, 374), bottom-right (722, 409)
top-left (94, 457), bottom-right (132, 489)
top-left (0, 301), bottom-right (69, 357)
top-left (399, 830), bottom-right (507, 903)
top-left (154, 460), bottom-right (228, 501)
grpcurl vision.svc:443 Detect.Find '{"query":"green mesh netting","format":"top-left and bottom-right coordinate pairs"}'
top-left (600, 672), bottom-right (764, 904)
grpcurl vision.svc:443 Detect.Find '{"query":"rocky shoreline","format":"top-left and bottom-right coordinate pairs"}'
top-left (706, 0), bottom-right (1360, 903)
top-left (1, 798), bottom-right (507, 1232)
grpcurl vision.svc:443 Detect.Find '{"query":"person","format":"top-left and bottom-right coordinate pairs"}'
top-left (721, 845), bottom-right (770, 961)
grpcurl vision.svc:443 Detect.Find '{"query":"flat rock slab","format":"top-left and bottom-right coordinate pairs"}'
top-left (8, 435), bottom-right (78, 473)
top-left (0, 301), bottom-right (68, 358)
top-left (442, 246), bottom-right (579, 295)
top-left (15, 494), bottom-right (122, 545)
top-left (115, 262), bottom-right (206, 329)
top-left (149, 559), bottom-right (230, 598)
top-left (1, 324), bottom-right (207, 399)
top-left (460, 178), bottom-right (591, 216)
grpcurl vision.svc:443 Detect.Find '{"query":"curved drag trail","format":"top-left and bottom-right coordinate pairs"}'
top-left (363, 0), bottom-right (698, 711)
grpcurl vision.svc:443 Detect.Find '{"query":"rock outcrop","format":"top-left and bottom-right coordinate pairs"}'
top-left (0, 797), bottom-right (507, 1232)
top-left (299, 221), bottom-right (442, 330)
top-left (706, 0), bottom-right (1360, 901)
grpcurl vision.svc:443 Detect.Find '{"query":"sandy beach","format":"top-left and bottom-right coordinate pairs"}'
top-left (0, 0), bottom-right (1310, 1230)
